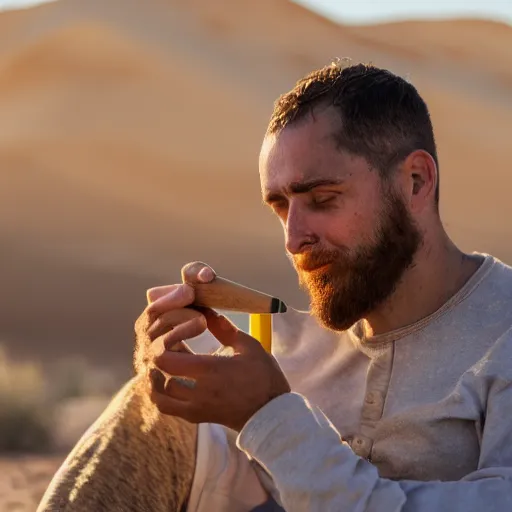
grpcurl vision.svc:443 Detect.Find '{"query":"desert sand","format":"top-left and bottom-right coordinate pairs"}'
top-left (0, 456), bottom-right (62, 510)
top-left (0, 0), bottom-right (510, 508)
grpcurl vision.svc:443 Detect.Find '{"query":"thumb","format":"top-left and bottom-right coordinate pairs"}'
top-left (202, 309), bottom-right (258, 351)
top-left (181, 261), bottom-right (216, 285)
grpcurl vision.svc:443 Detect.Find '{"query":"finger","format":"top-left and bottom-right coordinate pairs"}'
top-left (150, 389), bottom-right (194, 420)
top-left (164, 376), bottom-right (196, 400)
top-left (147, 308), bottom-right (205, 341)
top-left (147, 283), bottom-right (195, 316)
top-left (146, 284), bottom-right (179, 304)
top-left (181, 261), bottom-right (216, 285)
top-left (203, 308), bottom-right (260, 351)
top-left (149, 367), bottom-right (166, 394)
top-left (159, 316), bottom-right (207, 349)
top-left (172, 340), bottom-right (195, 354)
top-left (151, 350), bottom-right (219, 379)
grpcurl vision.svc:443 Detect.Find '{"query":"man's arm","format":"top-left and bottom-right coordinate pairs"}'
top-left (237, 332), bottom-right (512, 512)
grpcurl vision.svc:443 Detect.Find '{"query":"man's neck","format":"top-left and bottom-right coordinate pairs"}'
top-left (363, 233), bottom-right (484, 337)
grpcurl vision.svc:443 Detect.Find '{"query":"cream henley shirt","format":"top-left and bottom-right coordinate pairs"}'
top-left (237, 253), bottom-right (512, 511)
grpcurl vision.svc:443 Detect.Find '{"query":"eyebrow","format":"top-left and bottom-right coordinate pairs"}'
top-left (263, 178), bottom-right (345, 204)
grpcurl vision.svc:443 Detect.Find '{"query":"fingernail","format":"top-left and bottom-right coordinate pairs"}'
top-left (198, 267), bottom-right (214, 282)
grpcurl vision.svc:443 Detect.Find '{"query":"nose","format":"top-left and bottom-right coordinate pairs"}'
top-left (285, 203), bottom-right (315, 255)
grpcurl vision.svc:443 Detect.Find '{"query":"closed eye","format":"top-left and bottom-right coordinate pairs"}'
top-left (313, 195), bottom-right (336, 204)
top-left (311, 194), bottom-right (339, 208)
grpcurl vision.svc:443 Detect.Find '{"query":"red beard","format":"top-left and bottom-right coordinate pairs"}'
top-left (293, 192), bottom-right (421, 331)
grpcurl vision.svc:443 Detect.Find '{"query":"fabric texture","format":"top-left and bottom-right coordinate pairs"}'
top-left (188, 254), bottom-right (512, 511)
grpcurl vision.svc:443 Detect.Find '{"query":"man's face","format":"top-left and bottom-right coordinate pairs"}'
top-left (260, 108), bottom-right (421, 331)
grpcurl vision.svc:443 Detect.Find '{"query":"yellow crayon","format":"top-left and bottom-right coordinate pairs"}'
top-left (249, 313), bottom-right (272, 353)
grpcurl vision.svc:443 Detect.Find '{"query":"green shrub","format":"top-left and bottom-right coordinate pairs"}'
top-left (0, 346), bottom-right (54, 452)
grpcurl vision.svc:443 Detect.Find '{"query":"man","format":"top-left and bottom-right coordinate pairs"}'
top-left (38, 60), bottom-right (512, 511)
top-left (142, 60), bottom-right (512, 511)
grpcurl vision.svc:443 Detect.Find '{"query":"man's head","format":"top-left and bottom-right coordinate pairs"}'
top-left (260, 60), bottom-right (439, 331)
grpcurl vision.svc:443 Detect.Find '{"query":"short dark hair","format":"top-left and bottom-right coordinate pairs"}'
top-left (267, 60), bottom-right (440, 204)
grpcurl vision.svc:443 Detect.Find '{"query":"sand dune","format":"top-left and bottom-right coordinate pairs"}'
top-left (0, 0), bottom-right (510, 373)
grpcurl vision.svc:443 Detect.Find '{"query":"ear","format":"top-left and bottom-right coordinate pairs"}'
top-left (400, 150), bottom-right (437, 211)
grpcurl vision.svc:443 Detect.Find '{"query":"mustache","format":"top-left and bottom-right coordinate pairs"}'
top-left (291, 248), bottom-right (346, 272)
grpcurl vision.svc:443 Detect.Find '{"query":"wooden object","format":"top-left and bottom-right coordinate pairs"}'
top-left (191, 276), bottom-right (287, 314)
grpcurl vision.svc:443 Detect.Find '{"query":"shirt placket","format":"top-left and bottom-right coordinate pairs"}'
top-left (351, 344), bottom-right (394, 461)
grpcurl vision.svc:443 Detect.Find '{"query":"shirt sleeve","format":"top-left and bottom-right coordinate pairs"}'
top-left (237, 335), bottom-right (512, 512)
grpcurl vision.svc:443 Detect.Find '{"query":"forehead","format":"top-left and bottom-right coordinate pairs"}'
top-left (259, 109), bottom-right (364, 194)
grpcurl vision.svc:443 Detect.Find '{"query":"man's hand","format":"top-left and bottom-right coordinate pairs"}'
top-left (134, 262), bottom-right (216, 376)
top-left (136, 261), bottom-right (291, 432)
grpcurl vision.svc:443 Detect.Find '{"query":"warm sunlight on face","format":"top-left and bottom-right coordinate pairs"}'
top-left (260, 108), bottom-right (421, 330)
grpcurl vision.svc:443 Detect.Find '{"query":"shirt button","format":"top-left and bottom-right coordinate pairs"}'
top-left (352, 437), bottom-right (363, 453)
top-left (352, 435), bottom-right (373, 458)
top-left (362, 391), bottom-right (384, 421)
top-left (365, 392), bottom-right (376, 405)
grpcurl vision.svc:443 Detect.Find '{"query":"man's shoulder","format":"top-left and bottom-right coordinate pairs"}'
top-left (486, 253), bottom-right (512, 277)
top-left (468, 253), bottom-right (512, 304)
top-left (469, 326), bottom-right (512, 385)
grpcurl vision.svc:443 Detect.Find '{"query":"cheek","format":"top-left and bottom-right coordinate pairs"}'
top-left (322, 203), bottom-right (380, 248)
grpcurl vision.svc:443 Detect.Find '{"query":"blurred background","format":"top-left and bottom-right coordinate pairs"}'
top-left (0, 0), bottom-right (510, 508)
